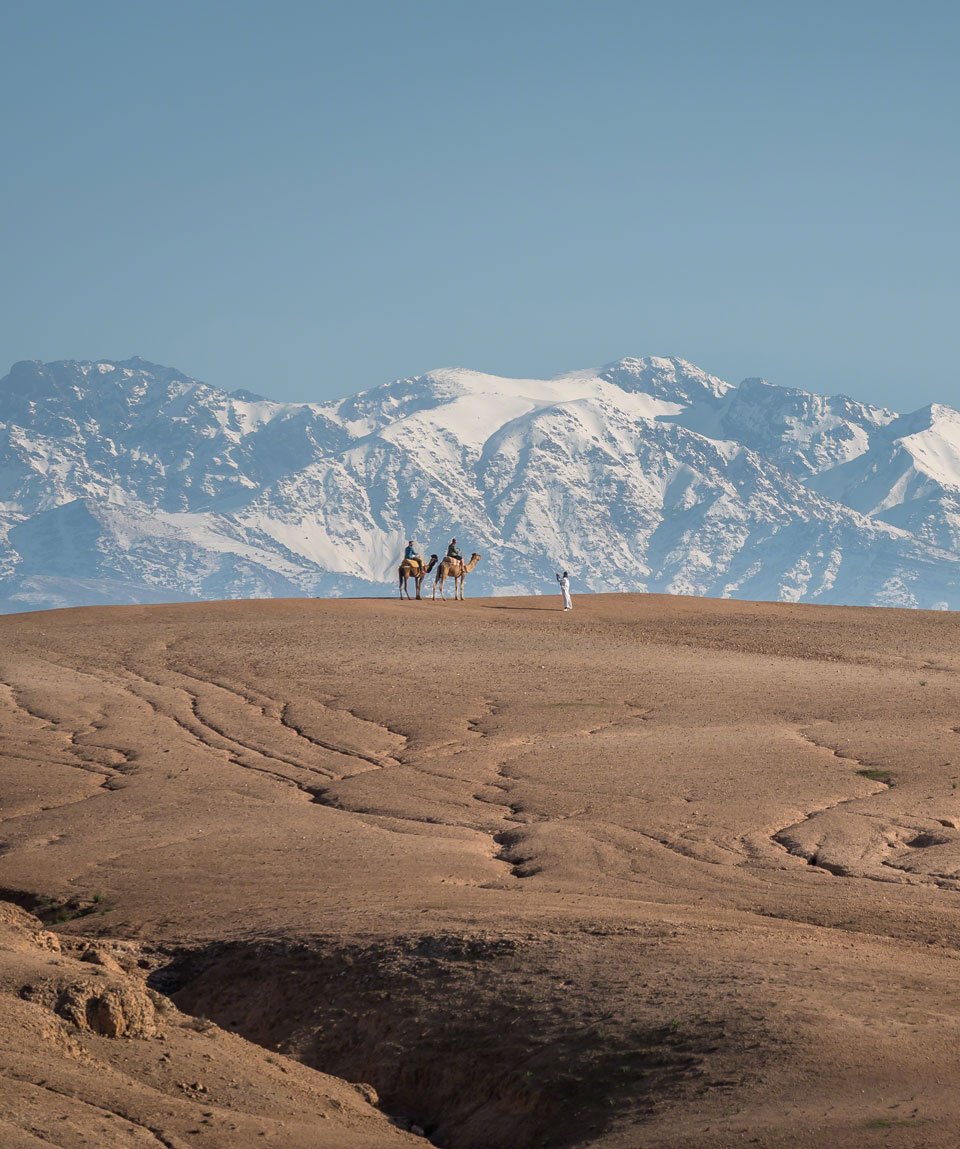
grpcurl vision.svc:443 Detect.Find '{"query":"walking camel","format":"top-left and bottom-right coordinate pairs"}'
top-left (398, 554), bottom-right (438, 600)
top-left (432, 553), bottom-right (482, 601)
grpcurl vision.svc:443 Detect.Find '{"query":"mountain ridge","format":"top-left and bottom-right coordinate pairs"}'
top-left (2, 354), bottom-right (960, 612)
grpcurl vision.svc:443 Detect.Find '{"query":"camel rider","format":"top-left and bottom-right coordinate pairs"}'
top-left (446, 538), bottom-right (463, 563)
top-left (404, 539), bottom-right (423, 571)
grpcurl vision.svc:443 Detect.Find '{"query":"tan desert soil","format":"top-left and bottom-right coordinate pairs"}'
top-left (2, 592), bottom-right (960, 1146)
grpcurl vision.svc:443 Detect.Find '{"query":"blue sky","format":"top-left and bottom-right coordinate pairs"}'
top-left (2, 0), bottom-right (958, 409)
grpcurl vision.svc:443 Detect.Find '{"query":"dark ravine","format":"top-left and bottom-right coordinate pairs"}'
top-left (156, 931), bottom-right (745, 1149)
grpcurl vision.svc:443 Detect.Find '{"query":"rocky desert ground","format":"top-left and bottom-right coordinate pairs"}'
top-left (3, 592), bottom-right (960, 1148)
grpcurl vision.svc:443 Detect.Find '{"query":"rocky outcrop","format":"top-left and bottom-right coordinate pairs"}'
top-left (20, 975), bottom-right (163, 1039)
top-left (0, 901), bottom-right (424, 1147)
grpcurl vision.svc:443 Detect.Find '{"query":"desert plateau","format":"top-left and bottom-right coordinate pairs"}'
top-left (3, 592), bottom-right (960, 1148)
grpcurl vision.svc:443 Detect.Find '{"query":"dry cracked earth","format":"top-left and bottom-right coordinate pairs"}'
top-left (2, 593), bottom-right (960, 1148)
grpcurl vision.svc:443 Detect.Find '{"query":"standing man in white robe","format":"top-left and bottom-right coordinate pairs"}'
top-left (556, 570), bottom-right (572, 611)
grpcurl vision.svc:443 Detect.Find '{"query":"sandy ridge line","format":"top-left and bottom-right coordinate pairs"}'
top-left (278, 702), bottom-right (402, 771)
top-left (291, 698), bottom-right (529, 875)
top-left (117, 668), bottom-right (324, 799)
top-left (0, 681), bottom-right (117, 777)
top-left (782, 730), bottom-right (960, 892)
top-left (465, 698), bottom-right (659, 878)
top-left (463, 699), bottom-right (534, 878)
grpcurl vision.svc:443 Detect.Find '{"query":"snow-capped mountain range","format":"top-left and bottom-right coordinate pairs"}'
top-left (2, 354), bottom-right (960, 612)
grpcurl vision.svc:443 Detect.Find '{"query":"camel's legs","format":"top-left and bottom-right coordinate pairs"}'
top-left (401, 567), bottom-right (431, 600)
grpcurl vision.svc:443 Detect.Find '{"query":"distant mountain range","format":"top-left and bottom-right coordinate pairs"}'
top-left (2, 354), bottom-right (960, 613)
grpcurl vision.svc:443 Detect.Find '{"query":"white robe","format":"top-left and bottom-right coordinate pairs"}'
top-left (557, 574), bottom-right (572, 610)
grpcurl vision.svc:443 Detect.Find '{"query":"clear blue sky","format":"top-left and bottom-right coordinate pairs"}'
top-left (3, 0), bottom-right (959, 410)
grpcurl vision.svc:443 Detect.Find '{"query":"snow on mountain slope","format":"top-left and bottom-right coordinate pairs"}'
top-left (2, 355), bottom-right (960, 612)
top-left (675, 376), bottom-right (896, 477)
top-left (0, 358), bottom-right (350, 516)
top-left (810, 403), bottom-right (960, 553)
top-left (330, 365), bottom-right (687, 457)
top-left (6, 499), bottom-right (310, 602)
top-left (901, 405), bottom-right (960, 489)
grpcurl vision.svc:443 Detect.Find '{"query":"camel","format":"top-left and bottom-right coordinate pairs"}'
top-left (432, 553), bottom-right (482, 601)
top-left (398, 554), bottom-right (438, 600)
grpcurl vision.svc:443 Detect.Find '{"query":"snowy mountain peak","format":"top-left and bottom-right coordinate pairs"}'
top-left (893, 403), bottom-right (960, 488)
top-left (865, 401), bottom-right (960, 457)
top-left (2, 355), bottom-right (960, 613)
top-left (229, 387), bottom-right (269, 403)
top-left (923, 402), bottom-right (960, 427)
top-left (0, 357), bottom-right (202, 421)
top-left (599, 356), bottom-right (732, 403)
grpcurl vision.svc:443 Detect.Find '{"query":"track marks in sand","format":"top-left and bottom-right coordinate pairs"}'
top-left (587, 699), bottom-right (655, 737)
top-left (279, 701), bottom-right (402, 772)
top-left (291, 697), bottom-right (543, 879)
top-left (171, 666), bottom-right (405, 771)
top-left (298, 698), bottom-right (531, 879)
top-left (117, 665), bottom-right (327, 801)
